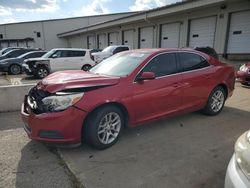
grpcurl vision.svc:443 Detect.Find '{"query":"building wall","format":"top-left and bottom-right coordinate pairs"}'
top-left (67, 0), bottom-right (250, 57)
top-left (0, 12), bottom-right (134, 50)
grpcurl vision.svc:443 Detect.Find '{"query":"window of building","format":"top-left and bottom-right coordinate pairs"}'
top-left (37, 32), bottom-right (41, 38)
top-left (0, 34), bottom-right (3, 39)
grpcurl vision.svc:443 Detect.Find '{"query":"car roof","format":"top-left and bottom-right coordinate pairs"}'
top-left (51, 48), bottom-right (90, 51)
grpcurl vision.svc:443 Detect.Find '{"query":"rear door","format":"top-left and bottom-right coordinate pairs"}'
top-left (177, 52), bottom-right (214, 110)
top-left (67, 50), bottom-right (86, 69)
top-left (132, 52), bottom-right (182, 124)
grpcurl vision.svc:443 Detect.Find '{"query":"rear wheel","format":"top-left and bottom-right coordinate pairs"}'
top-left (35, 66), bottom-right (49, 79)
top-left (84, 105), bottom-right (124, 149)
top-left (202, 86), bottom-right (226, 116)
top-left (82, 64), bottom-right (92, 71)
top-left (9, 64), bottom-right (22, 75)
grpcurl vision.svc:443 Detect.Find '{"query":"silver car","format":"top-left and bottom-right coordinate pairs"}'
top-left (225, 130), bottom-right (250, 188)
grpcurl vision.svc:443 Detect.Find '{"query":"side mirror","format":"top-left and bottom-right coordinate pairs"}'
top-left (51, 54), bottom-right (58, 58)
top-left (137, 72), bottom-right (155, 81)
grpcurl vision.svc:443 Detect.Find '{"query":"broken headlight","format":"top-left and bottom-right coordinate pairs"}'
top-left (42, 92), bottom-right (84, 112)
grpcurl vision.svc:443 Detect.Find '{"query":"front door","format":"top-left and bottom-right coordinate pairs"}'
top-left (131, 52), bottom-right (182, 124)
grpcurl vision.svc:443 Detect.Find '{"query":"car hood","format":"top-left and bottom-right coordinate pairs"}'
top-left (92, 52), bottom-right (112, 58)
top-left (37, 70), bottom-right (120, 93)
top-left (25, 57), bottom-right (50, 63)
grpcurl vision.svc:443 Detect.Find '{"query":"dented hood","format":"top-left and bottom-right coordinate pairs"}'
top-left (37, 70), bottom-right (120, 93)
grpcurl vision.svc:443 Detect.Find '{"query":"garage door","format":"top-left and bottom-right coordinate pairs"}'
top-left (139, 27), bottom-right (154, 48)
top-left (227, 11), bottom-right (250, 54)
top-left (123, 30), bottom-right (134, 49)
top-left (108, 32), bottom-right (119, 45)
top-left (160, 22), bottom-right (180, 48)
top-left (98, 34), bottom-right (107, 50)
top-left (189, 16), bottom-right (217, 47)
top-left (87, 35), bottom-right (96, 49)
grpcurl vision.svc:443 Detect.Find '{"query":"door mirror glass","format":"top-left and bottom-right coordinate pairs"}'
top-left (138, 72), bottom-right (155, 81)
top-left (51, 54), bottom-right (58, 58)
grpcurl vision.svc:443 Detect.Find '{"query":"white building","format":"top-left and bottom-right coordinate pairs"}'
top-left (1, 0), bottom-right (250, 59)
top-left (0, 12), bottom-right (135, 50)
top-left (59, 0), bottom-right (250, 59)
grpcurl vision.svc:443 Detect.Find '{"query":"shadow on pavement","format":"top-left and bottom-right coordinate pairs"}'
top-left (15, 141), bottom-right (72, 188)
top-left (58, 106), bottom-right (250, 188)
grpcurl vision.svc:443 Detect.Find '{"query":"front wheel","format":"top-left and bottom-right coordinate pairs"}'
top-left (9, 64), bottom-right (22, 75)
top-left (202, 86), bottom-right (226, 116)
top-left (85, 105), bottom-right (124, 149)
top-left (82, 64), bottom-right (92, 71)
top-left (35, 66), bottom-right (49, 79)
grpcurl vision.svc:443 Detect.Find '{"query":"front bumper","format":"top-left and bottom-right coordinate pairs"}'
top-left (21, 101), bottom-right (87, 145)
top-left (236, 71), bottom-right (250, 85)
top-left (225, 155), bottom-right (250, 188)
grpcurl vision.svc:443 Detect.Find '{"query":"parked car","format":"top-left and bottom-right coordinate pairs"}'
top-left (0, 48), bottom-right (38, 61)
top-left (225, 130), bottom-right (250, 188)
top-left (92, 45), bottom-right (130, 63)
top-left (0, 47), bottom-right (25, 56)
top-left (0, 51), bottom-right (47, 75)
top-left (21, 48), bottom-right (235, 149)
top-left (236, 62), bottom-right (250, 86)
top-left (22, 48), bottom-right (95, 79)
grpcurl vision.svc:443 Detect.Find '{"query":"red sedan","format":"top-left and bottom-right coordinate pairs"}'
top-left (237, 62), bottom-right (250, 86)
top-left (21, 48), bottom-right (235, 149)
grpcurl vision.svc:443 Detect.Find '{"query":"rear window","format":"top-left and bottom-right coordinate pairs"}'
top-left (178, 52), bottom-right (210, 72)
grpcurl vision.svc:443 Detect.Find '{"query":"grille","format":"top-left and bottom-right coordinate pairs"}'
top-left (28, 86), bottom-right (51, 114)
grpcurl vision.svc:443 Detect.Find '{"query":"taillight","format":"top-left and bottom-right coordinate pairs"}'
top-left (90, 53), bottom-right (94, 61)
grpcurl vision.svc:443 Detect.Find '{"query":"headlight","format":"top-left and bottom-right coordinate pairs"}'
top-left (42, 92), bottom-right (84, 112)
top-left (239, 64), bottom-right (248, 72)
top-left (235, 131), bottom-right (250, 180)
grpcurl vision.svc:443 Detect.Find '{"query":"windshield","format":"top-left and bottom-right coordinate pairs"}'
top-left (89, 51), bottom-right (150, 77)
top-left (42, 49), bottom-right (56, 58)
top-left (102, 46), bottom-right (116, 53)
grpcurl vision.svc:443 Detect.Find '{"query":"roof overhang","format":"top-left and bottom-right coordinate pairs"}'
top-left (58, 0), bottom-right (227, 38)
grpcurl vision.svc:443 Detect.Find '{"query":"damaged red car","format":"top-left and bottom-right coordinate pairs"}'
top-left (237, 62), bottom-right (250, 86)
top-left (21, 48), bottom-right (235, 149)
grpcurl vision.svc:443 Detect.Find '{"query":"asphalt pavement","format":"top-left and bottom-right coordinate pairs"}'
top-left (0, 82), bottom-right (249, 188)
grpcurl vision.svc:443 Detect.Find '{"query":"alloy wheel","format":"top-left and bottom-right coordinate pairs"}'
top-left (211, 90), bottom-right (224, 112)
top-left (97, 112), bottom-right (121, 145)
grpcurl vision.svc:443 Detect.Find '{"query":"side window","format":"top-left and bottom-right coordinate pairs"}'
top-left (52, 50), bottom-right (68, 58)
top-left (11, 50), bottom-right (24, 57)
top-left (141, 53), bottom-right (177, 77)
top-left (178, 53), bottom-right (209, 72)
top-left (68, 50), bottom-right (86, 57)
top-left (113, 47), bottom-right (129, 54)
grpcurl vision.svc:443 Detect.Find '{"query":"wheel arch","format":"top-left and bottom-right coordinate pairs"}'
top-left (216, 83), bottom-right (228, 99)
top-left (81, 102), bottom-right (130, 141)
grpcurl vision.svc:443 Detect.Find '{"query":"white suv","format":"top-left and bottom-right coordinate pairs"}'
top-left (22, 48), bottom-right (95, 78)
top-left (92, 45), bottom-right (130, 63)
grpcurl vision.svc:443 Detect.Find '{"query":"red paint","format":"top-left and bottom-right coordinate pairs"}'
top-left (21, 49), bottom-right (235, 145)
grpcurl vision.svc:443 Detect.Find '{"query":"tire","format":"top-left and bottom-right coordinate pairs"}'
top-left (202, 86), bottom-right (226, 116)
top-left (9, 64), bottom-right (22, 75)
top-left (82, 64), bottom-right (92, 71)
top-left (84, 105), bottom-right (124, 150)
top-left (35, 66), bottom-right (49, 79)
